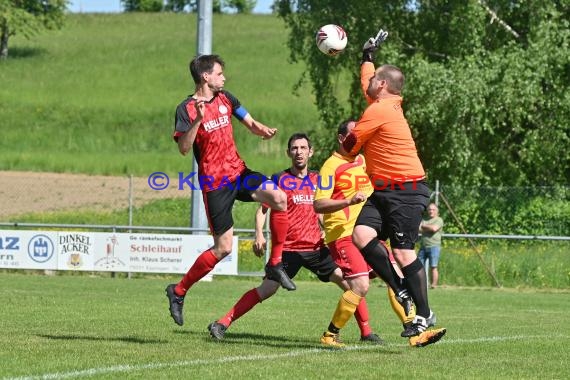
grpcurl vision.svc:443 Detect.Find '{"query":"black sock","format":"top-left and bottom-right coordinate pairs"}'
top-left (402, 258), bottom-right (430, 317)
top-left (327, 322), bottom-right (340, 334)
top-left (361, 239), bottom-right (404, 294)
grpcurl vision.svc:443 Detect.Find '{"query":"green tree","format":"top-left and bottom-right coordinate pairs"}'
top-left (0, 0), bottom-right (67, 59)
top-left (225, 0), bottom-right (256, 13)
top-left (164, 0), bottom-right (191, 12)
top-left (122, 0), bottom-right (164, 12)
top-left (276, 0), bottom-right (570, 187)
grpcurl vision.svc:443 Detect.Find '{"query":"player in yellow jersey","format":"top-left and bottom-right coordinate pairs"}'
top-left (314, 120), bottom-right (417, 347)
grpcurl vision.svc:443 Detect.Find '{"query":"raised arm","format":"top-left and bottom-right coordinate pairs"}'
top-left (177, 119), bottom-right (201, 156)
top-left (360, 28), bottom-right (388, 104)
top-left (174, 100), bottom-right (204, 156)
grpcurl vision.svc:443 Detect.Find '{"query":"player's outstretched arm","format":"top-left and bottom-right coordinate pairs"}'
top-left (314, 192), bottom-right (367, 214)
top-left (241, 114), bottom-right (277, 140)
top-left (314, 198), bottom-right (350, 214)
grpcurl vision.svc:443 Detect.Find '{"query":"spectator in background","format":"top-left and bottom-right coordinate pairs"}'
top-left (419, 203), bottom-right (444, 289)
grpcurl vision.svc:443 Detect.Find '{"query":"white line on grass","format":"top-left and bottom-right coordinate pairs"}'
top-left (4, 334), bottom-right (567, 380)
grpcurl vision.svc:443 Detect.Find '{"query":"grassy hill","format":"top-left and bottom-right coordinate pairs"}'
top-left (0, 13), bottom-right (320, 176)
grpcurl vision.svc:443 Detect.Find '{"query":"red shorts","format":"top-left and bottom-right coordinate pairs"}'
top-left (328, 236), bottom-right (371, 279)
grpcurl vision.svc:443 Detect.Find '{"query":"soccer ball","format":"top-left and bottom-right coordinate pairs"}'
top-left (315, 24), bottom-right (348, 56)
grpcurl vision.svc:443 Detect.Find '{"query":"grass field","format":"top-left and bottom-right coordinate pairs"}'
top-left (1, 12), bottom-right (568, 377)
top-left (1, 273), bottom-right (569, 379)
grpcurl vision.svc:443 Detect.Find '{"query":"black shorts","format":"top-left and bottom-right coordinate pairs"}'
top-left (355, 181), bottom-right (430, 250)
top-left (268, 247), bottom-right (338, 283)
top-left (203, 168), bottom-right (267, 235)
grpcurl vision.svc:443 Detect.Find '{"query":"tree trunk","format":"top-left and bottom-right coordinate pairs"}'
top-left (0, 23), bottom-right (8, 60)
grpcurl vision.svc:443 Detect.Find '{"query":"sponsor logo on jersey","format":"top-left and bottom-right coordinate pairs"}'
top-left (203, 115), bottom-right (230, 132)
top-left (292, 194), bottom-right (314, 204)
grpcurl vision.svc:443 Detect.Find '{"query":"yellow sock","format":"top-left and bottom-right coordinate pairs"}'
top-left (387, 286), bottom-right (415, 324)
top-left (330, 290), bottom-right (362, 330)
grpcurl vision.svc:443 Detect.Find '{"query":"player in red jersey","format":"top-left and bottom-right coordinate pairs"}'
top-left (207, 133), bottom-right (383, 344)
top-left (165, 54), bottom-right (295, 327)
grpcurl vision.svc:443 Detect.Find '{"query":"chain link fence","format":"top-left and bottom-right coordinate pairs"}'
top-left (0, 171), bottom-right (189, 225)
top-left (433, 182), bottom-right (569, 237)
top-left (1, 172), bottom-right (568, 285)
top-left (2, 172), bottom-right (568, 236)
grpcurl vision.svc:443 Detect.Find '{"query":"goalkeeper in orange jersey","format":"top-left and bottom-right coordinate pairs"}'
top-left (342, 29), bottom-right (446, 347)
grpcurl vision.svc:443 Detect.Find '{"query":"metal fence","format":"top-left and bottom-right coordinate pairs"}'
top-left (0, 172), bottom-right (186, 225)
top-left (431, 182), bottom-right (569, 237)
top-left (1, 172), bottom-right (568, 285)
top-left (1, 172), bottom-right (568, 237)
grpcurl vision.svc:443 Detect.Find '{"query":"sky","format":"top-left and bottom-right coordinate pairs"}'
top-left (68, 0), bottom-right (273, 14)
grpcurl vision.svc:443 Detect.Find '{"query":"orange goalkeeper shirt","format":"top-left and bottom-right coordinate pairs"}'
top-left (347, 62), bottom-right (425, 181)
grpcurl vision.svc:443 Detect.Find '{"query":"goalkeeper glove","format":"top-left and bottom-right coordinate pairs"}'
top-left (361, 28), bottom-right (389, 64)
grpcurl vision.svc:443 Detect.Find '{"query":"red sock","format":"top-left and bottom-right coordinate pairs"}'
top-left (218, 288), bottom-right (262, 327)
top-left (354, 297), bottom-right (372, 337)
top-left (269, 209), bottom-right (288, 266)
top-left (175, 249), bottom-right (219, 296)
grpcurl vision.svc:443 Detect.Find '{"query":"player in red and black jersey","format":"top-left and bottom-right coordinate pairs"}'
top-left (165, 55), bottom-right (295, 327)
top-left (206, 133), bottom-right (383, 344)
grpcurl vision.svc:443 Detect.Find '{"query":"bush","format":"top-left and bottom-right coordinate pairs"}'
top-left (438, 185), bottom-right (569, 236)
top-left (122, 0), bottom-right (164, 12)
top-left (439, 240), bottom-right (570, 288)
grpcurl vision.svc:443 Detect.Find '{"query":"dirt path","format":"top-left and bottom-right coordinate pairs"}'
top-left (0, 171), bottom-right (187, 218)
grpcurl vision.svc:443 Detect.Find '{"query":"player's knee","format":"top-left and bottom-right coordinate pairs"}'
top-left (212, 244), bottom-right (232, 259)
top-left (352, 230), bottom-right (371, 250)
top-left (319, 271), bottom-right (334, 283)
top-left (257, 282), bottom-right (278, 300)
top-left (393, 248), bottom-right (417, 267)
top-left (351, 277), bottom-right (369, 296)
top-left (326, 268), bottom-right (344, 285)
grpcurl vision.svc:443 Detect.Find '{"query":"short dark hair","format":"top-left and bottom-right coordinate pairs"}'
top-left (287, 132), bottom-right (311, 150)
top-left (189, 54), bottom-right (225, 84)
top-left (337, 119), bottom-right (355, 136)
top-left (377, 65), bottom-right (404, 95)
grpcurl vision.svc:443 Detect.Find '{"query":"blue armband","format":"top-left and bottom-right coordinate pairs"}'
top-left (234, 106), bottom-right (248, 121)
